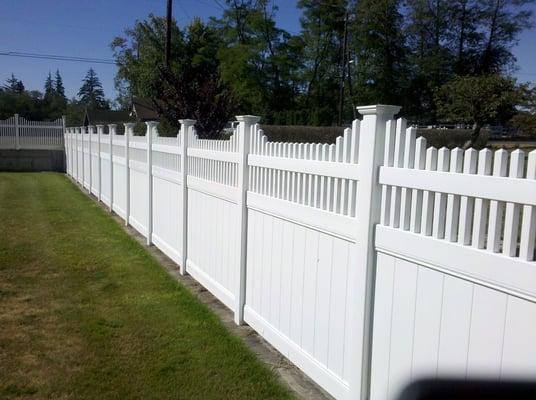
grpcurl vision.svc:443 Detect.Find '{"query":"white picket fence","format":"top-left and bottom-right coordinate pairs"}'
top-left (65, 106), bottom-right (536, 400)
top-left (0, 114), bottom-right (65, 150)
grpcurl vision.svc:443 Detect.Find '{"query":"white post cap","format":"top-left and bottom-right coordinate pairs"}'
top-left (356, 104), bottom-right (401, 118)
top-left (236, 115), bottom-right (261, 124)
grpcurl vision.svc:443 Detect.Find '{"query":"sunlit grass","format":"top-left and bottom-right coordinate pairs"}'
top-left (0, 172), bottom-right (292, 400)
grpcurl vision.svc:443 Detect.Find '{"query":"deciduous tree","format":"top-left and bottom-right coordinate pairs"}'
top-left (435, 74), bottom-right (521, 146)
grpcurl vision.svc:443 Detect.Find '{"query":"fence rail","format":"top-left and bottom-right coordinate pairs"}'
top-left (65, 106), bottom-right (536, 400)
top-left (0, 114), bottom-right (64, 150)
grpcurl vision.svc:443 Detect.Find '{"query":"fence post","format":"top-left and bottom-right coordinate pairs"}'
top-left (109, 124), bottom-right (116, 212)
top-left (96, 125), bottom-right (103, 202)
top-left (81, 126), bottom-right (86, 188)
top-left (65, 127), bottom-right (70, 175)
top-left (145, 121), bottom-right (158, 245)
top-left (62, 117), bottom-right (67, 173)
top-left (14, 113), bottom-right (20, 150)
top-left (124, 123), bottom-right (135, 227)
top-left (74, 127), bottom-right (79, 182)
top-left (347, 105), bottom-right (401, 400)
top-left (178, 119), bottom-right (195, 275)
top-left (88, 126), bottom-right (95, 194)
top-left (234, 115), bottom-right (260, 325)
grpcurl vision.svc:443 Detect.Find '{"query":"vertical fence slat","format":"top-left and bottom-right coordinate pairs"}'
top-left (457, 148), bottom-right (478, 245)
top-left (421, 147), bottom-right (437, 236)
top-left (503, 150), bottom-right (525, 257)
top-left (410, 137), bottom-right (427, 233)
top-left (444, 148), bottom-right (464, 242)
top-left (389, 119), bottom-right (406, 228)
top-left (472, 149), bottom-right (492, 248)
top-left (380, 119), bottom-right (396, 225)
top-left (486, 149), bottom-right (508, 252)
top-left (432, 147), bottom-right (450, 239)
top-left (519, 150), bottom-right (536, 261)
top-left (399, 127), bottom-right (416, 230)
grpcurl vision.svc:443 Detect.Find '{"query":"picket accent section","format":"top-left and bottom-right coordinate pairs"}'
top-left (373, 128), bottom-right (536, 399)
top-left (379, 143), bottom-right (536, 260)
top-left (65, 106), bottom-right (536, 400)
top-left (0, 114), bottom-right (64, 149)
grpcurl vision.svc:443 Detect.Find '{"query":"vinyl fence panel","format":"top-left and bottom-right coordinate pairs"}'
top-left (65, 105), bottom-right (536, 400)
top-left (1, 114), bottom-right (64, 150)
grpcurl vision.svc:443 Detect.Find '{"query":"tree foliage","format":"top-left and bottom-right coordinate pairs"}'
top-left (78, 68), bottom-right (109, 110)
top-left (42, 70), bottom-right (68, 119)
top-left (113, 16), bottom-right (235, 137)
top-left (211, 0), bottom-right (302, 123)
top-left (509, 112), bottom-right (536, 137)
top-left (154, 20), bottom-right (236, 137)
top-left (108, 0), bottom-right (534, 130)
top-left (3, 74), bottom-right (24, 93)
top-left (405, 0), bottom-right (534, 121)
top-left (55, 70), bottom-right (66, 98)
top-left (112, 14), bottom-right (184, 107)
top-left (295, 0), bottom-right (348, 125)
top-left (353, 0), bottom-right (407, 107)
top-left (44, 72), bottom-right (55, 100)
top-left (435, 74), bottom-right (522, 145)
top-left (0, 72), bottom-right (69, 121)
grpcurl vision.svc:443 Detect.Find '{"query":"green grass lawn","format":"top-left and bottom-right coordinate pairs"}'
top-left (0, 172), bottom-right (292, 400)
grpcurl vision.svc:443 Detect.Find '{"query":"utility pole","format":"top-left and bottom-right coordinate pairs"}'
top-left (338, 11), bottom-right (349, 126)
top-left (165, 0), bottom-right (173, 67)
top-left (347, 50), bottom-right (357, 120)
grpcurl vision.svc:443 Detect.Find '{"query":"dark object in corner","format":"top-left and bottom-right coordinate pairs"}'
top-left (397, 379), bottom-right (536, 400)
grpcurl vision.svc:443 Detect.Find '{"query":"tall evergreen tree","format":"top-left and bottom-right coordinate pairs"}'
top-left (55, 70), bottom-right (66, 99)
top-left (296, 0), bottom-right (348, 125)
top-left (405, 0), bottom-right (453, 121)
top-left (449, 0), bottom-right (482, 75)
top-left (477, 0), bottom-right (535, 74)
top-left (78, 68), bottom-right (108, 109)
top-left (44, 72), bottom-right (55, 100)
top-left (352, 0), bottom-right (407, 107)
top-left (3, 74), bottom-right (24, 93)
top-left (212, 0), bottom-right (300, 122)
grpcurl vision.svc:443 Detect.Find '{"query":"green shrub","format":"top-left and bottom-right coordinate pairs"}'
top-left (259, 124), bottom-right (345, 144)
top-left (416, 129), bottom-right (489, 149)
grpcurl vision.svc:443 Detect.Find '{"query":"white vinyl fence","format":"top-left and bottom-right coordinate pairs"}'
top-left (65, 106), bottom-right (536, 400)
top-left (0, 114), bottom-right (65, 150)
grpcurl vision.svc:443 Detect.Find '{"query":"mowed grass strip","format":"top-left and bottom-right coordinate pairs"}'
top-left (0, 172), bottom-right (292, 400)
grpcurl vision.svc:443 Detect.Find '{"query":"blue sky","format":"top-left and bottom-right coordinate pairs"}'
top-left (1, 0), bottom-right (535, 101)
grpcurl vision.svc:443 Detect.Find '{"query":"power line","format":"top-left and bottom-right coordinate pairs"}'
top-left (0, 51), bottom-right (116, 65)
